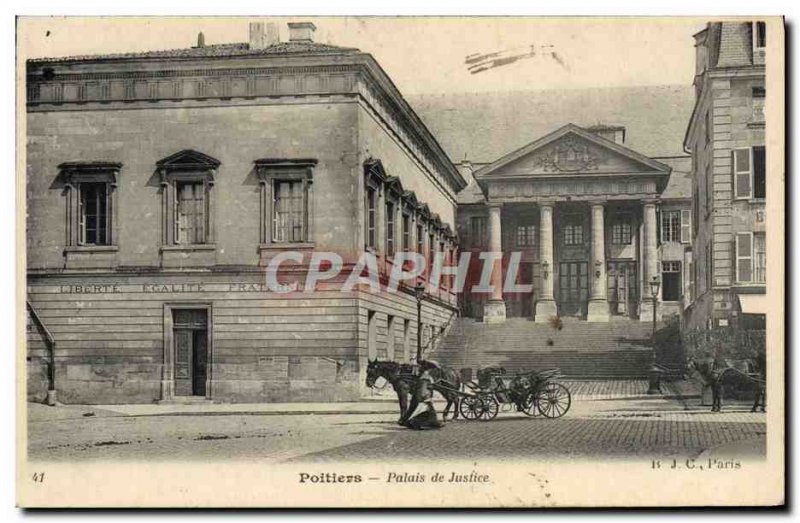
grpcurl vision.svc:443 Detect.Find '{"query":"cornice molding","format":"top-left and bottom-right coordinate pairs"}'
top-left (26, 53), bottom-right (466, 196)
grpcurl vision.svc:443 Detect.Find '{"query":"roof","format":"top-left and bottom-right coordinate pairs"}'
top-left (28, 41), bottom-right (360, 64)
top-left (657, 156), bottom-right (692, 200)
top-left (472, 123), bottom-right (672, 181)
top-left (407, 85), bottom-right (695, 163)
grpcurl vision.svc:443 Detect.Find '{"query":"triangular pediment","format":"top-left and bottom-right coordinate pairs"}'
top-left (474, 124), bottom-right (671, 180)
top-left (156, 149), bottom-right (221, 170)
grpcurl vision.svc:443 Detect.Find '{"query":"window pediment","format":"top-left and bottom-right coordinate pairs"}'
top-left (157, 150), bottom-right (220, 185)
top-left (157, 149), bottom-right (220, 173)
top-left (59, 161), bottom-right (122, 185)
top-left (254, 158), bottom-right (317, 181)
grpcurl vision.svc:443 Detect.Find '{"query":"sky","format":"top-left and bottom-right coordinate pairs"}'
top-left (19, 17), bottom-right (707, 95)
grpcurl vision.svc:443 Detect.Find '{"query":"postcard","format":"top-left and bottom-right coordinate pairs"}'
top-left (17, 15), bottom-right (784, 507)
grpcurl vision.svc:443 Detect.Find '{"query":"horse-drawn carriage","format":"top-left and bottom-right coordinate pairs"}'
top-left (447, 366), bottom-right (572, 421)
top-left (366, 360), bottom-right (572, 423)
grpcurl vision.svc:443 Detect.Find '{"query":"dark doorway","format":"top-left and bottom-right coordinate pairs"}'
top-left (557, 261), bottom-right (588, 318)
top-left (173, 309), bottom-right (209, 397)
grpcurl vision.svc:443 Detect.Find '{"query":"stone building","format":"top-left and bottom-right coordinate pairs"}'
top-left (25, 22), bottom-right (465, 404)
top-left (683, 21), bottom-right (767, 330)
top-left (454, 123), bottom-right (693, 325)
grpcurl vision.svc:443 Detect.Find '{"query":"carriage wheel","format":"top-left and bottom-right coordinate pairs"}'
top-left (521, 392), bottom-right (540, 417)
top-left (478, 395), bottom-right (499, 421)
top-left (534, 383), bottom-right (571, 418)
top-left (459, 396), bottom-right (483, 420)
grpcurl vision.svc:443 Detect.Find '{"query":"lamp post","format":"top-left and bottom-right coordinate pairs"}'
top-left (415, 282), bottom-right (426, 363)
top-left (647, 275), bottom-right (661, 395)
top-left (649, 275), bottom-right (661, 344)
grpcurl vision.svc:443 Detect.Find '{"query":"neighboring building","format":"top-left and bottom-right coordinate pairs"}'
top-left (26, 22), bottom-right (465, 404)
top-left (683, 21), bottom-right (767, 331)
top-left (455, 124), bottom-right (693, 324)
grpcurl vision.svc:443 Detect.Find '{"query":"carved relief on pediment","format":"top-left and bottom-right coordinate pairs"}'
top-left (534, 137), bottom-right (600, 173)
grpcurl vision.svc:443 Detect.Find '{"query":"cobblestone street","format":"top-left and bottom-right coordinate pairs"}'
top-left (27, 396), bottom-right (766, 464)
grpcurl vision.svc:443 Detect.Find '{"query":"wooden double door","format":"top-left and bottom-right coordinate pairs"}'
top-left (557, 261), bottom-right (588, 318)
top-left (173, 309), bottom-right (209, 397)
top-left (607, 261), bottom-right (638, 317)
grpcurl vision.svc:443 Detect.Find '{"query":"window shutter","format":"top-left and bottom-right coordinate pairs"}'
top-left (174, 185), bottom-right (181, 244)
top-left (305, 180), bottom-right (312, 243)
top-left (680, 209), bottom-right (691, 243)
top-left (77, 184), bottom-right (85, 245)
top-left (273, 180), bottom-right (280, 242)
top-left (736, 232), bottom-right (753, 282)
top-left (733, 149), bottom-right (752, 199)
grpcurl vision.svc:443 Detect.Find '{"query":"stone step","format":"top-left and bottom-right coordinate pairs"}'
top-left (434, 317), bottom-right (657, 379)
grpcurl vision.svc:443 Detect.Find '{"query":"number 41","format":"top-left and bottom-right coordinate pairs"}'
top-left (32, 472), bottom-right (45, 483)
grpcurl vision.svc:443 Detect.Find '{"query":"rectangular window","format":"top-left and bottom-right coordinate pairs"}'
top-left (754, 233), bottom-right (766, 283)
top-left (78, 182), bottom-right (109, 245)
top-left (516, 224), bottom-right (536, 246)
top-left (416, 223), bottom-right (424, 254)
top-left (402, 213), bottom-right (411, 251)
top-left (733, 148), bottom-right (752, 199)
top-left (755, 21), bottom-right (766, 48)
top-left (428, 233), bottom-right (435, 274)
top-left (736, 232), bottom-right (753, 283)
top-left (660, 210), bottom-right (681, 243)
top-left (273, 180), bottom-right (309, 243)
top-left (385, 201), bottom-right (396, 256)
top-left (705, 242), bottom-right (712, 292)
top-left (705, 110), bottom-right (712, 147)
top-left (366, 186), bottom-right (377, 249)
top-left (176, 181), bottom-right (206, 245)
top-left (439, 241), bottom-right (447, 288)
top-left (469, 216), bottom-right (487, 247)
top-left (753, 146), bottom-right (766, 199)
top-left (563, 217), bottom-right (584, 246)
top-left (752, 86), bottom-right (766, 122)
top-left (612, 217), bottom-right (632, 245)
top-left (662, 261), bottom-right (682, 301)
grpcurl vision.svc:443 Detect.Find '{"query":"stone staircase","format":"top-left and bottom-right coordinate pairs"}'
top-left (432, 317), bottom-right (657, 379)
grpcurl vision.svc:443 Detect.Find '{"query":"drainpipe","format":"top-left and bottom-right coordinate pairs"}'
top-left (26, 300), bottom-right (57, 405)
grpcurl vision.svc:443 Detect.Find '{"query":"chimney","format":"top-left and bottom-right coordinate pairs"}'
top-left (586, 124), bottom-right (626, 145)
top-left (249, 22), bottom-right (279, 49)
top-left (196, 32), bottom-right (206, 48)
top-left (288, 22), bottom-right (316, 43)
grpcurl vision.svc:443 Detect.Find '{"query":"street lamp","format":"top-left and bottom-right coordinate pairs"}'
top-left (415, 282), bottom-right (426, 363)
top-left (648, 275), bottom-right (661, 344)
top-left (647, 275), bottom-right (661, 395)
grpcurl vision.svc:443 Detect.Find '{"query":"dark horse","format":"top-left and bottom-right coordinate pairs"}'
top-left (365, 359), bottom-right (415, 424)
top-left (687, 354), bottom-right (766, 413)
top-left (402, 360), bottom-right (462, 423)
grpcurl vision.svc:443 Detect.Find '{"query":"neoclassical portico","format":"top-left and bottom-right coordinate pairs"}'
top-left (472, 124), bottom-right (672, 323)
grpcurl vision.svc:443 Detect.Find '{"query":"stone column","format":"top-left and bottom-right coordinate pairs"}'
top-left (534, 201), bottom-right (557, 322)
top-left (587, 202), bottom-right (610, 322)
top-left (639, 201), bottom-right (661, 322)
top-left (483, 203), bottom-right (506, 324)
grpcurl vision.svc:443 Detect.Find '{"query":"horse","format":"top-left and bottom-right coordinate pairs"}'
top-left (686, 354), bottom-right (766, 413)
top-left (365, 359), bottom-right (415, 424)
top-left (734, 354), bottom-right (766, 412)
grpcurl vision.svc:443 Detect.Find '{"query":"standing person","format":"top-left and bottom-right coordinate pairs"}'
top-left (401, 362), bottom-right (443, 430)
